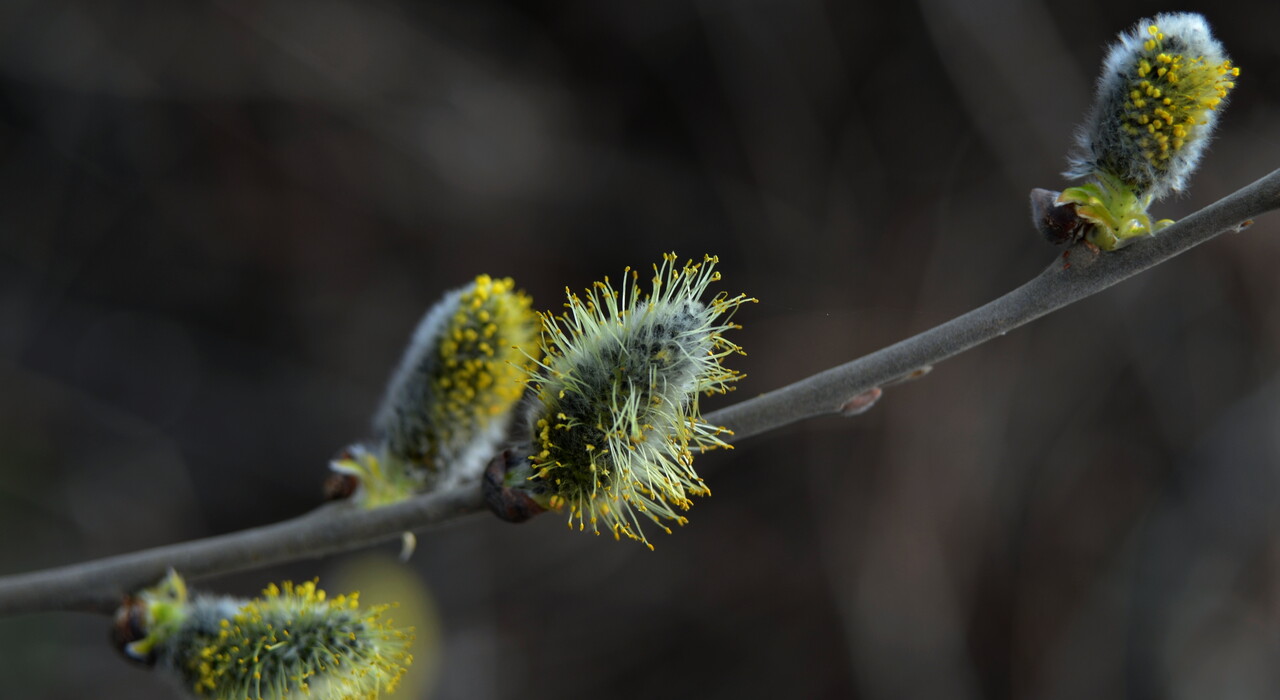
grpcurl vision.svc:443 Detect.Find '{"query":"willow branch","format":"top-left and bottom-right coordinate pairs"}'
top-left (1, 167), bottom-right (1276, 619)
top-left (0, 485), bottom-right (485, 616)
top-left (705, 167), bottom-right (1280, 440)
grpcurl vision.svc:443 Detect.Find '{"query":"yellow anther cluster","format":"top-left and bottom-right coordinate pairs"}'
top-left (431, 275), bottom-right (539, 457)
top-left (348, 274), bottom-right (541, 506)
top-left (1118, 22), bottom-right (1237, 179)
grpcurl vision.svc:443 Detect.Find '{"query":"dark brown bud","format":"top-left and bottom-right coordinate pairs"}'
top-left (1030, 188), bottom-right (1087, 246)
top-left (323, 473), bottom-right (359, 501)
top-left (483, 449), bottom-right (547, 523)
top-left (112, 596), bottom-right (156, 666)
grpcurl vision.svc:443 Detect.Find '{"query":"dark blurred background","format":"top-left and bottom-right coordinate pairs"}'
top-left (3, 0), bottom-right (1280, 698)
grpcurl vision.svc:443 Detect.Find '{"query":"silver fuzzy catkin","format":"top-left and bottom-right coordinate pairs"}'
top-left (1065, 12), bottom-right (1238, 199)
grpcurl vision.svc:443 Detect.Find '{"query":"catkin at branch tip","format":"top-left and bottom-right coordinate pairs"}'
top-left (115, 571), bottom-right (413, 700)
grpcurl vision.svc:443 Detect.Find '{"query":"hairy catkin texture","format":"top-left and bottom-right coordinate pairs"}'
top-left (179, 582), bottom-right (412, 700)
top-left (332, 275), bottom-right (540, 507)
top-left (524, 254), bottom-right (753, 549)
top-left (120, 574), bottom-right (413, 700)
top-left (1066, 12), bottom-right (1237, 199)
top-left (374, 275), bottom-right (539, 480)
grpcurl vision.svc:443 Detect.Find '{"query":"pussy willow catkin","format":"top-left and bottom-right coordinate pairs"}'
top-left (1059, 12), bottom-right (1238, 250)
top-left (332, 275), bottom-right (540, 506)
top-left (115, 571), bottom-right (412, 700)
top-left (522, 253), bottom-right (752, 549)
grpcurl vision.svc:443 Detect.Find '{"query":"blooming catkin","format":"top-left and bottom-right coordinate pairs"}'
top-left (115, 572), bottom-right (413, 700)
top-left (523, 253), bottom-right (752, 549)
top-left (1059, 13), bottom-right (1238, 250)
top-left (332, 275), bottom-right (540, 506)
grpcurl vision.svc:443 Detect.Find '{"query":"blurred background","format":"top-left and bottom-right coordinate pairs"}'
top-left (3, 0), bottom-right (1280, 698)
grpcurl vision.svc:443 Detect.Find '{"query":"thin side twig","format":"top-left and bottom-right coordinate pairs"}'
top-left (0, 167), bottom-right (1276, 618)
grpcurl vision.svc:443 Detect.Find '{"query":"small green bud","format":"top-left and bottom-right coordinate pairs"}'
top-left (113, 569), bottom-right (200, 664)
